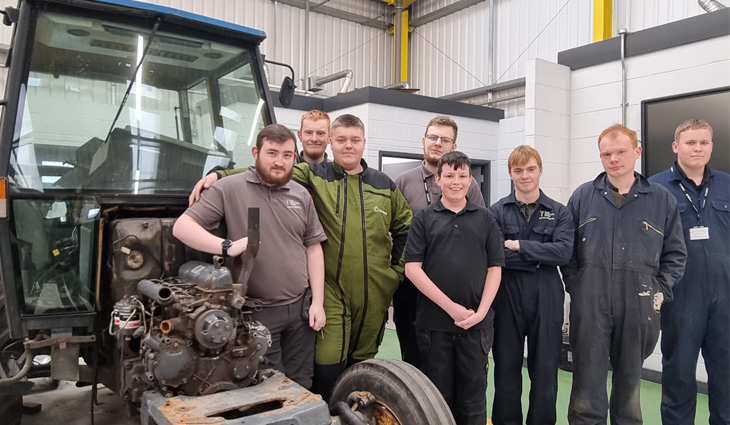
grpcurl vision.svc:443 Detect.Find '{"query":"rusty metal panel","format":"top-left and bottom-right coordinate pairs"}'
top-left (142, 371), bottom-right (331, 425)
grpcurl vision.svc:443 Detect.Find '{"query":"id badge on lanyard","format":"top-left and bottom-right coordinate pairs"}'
top-left (689, 226), bottom-right (709, 240)
top-left (679, 182), bottom-right (710, 240)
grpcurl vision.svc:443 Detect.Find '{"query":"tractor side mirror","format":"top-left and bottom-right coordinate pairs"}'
top-left (279, 76), bottom-right (296, 108)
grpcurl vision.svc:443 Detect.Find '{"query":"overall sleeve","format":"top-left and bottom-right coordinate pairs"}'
top-left (655, 194), bottom-right (687, 301)
top-left (519, 206), bottom-right (575, 266)
top-left (560, 193), bottom-right (582, 291)
top-left (390, 187), bottom-right (413, 276)
top-left (291, 162), bottom-right (313, 188)
top-left (488, 204), bottom-right (539, 273)
top-left (218, 167), bottom-right (247, 177)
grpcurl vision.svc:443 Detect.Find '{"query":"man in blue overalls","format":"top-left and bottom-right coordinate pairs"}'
top-left (563, 124), bottom-right (686, 425)
top-left (649, 119), bottom-right (729, 425)
top-left (489, 145), bottom-right (573, 425)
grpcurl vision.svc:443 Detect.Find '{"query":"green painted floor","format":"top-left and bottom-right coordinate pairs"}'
top-left (376, 329), bottom-right (710, 424)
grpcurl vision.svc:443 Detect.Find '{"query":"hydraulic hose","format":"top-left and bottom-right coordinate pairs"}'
top-left (0, 340), bottom-right (32, 386)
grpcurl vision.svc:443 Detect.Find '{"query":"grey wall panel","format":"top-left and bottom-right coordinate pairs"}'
top-left (0, 0), bottom-right (712, 99)
top-left (410, 0), bottom-right (592, 98)
top-left (619, 0), bottom-right (705, 33)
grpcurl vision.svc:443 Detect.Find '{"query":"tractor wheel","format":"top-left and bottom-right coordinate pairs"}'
top-left (329, 358), bottom-right (455, 425)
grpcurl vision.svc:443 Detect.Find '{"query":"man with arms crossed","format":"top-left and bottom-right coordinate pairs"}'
top-left (489, 145), bottom-right (573, 425)
top-left (649, 119), bottom-right (729, 425)
top-left (562, 124), bottom-right (686, 424)
top-left (173, 124), bottom-right (326, 389)
top-left (393, 115), bottom-right (485, 368)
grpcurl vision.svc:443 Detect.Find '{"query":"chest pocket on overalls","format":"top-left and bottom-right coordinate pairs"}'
top-left (677, 202), bottom-right (694, 230)
top-left (576, 216), bottom-right (604, 262)
top-left (530, 218), bottom-right (557, 243)
top-left (711, 200), bottom-right (730, 228)
top-left (503, 224), bottom-right (521, 239)
top-left (637, 218), bottom-right (665, 269)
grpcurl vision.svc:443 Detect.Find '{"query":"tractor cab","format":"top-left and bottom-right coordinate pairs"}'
top-left (0, 0), bottom-right (276, 338)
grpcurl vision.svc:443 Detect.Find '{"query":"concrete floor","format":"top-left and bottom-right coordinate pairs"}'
top-left (19, 329), bottom-right (711, 425)
top-left (22, 379), bottom-right (137, 425)
top-left (17, 306), bottom-right (406, 425)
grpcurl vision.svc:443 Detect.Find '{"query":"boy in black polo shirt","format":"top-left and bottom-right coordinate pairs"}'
top-left (405, 151), bottom-right (504, 425)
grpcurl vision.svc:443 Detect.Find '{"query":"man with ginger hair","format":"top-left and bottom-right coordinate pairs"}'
top-left (562, 124), bottom-right (686, 424)
top-left (488, 145), bottom-right (573, 425)
top-left (649, 119), bottom-right (729, 425)
top-left (297, 109), bottom-right (331, 164)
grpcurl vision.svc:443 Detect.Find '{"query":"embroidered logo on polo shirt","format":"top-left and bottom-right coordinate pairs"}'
top-left (285, 199), bottom-right (301, 209)
top-left (538, 211), bottom-right (555, 220)
top-left (374, 206), bottom-right (388, 216)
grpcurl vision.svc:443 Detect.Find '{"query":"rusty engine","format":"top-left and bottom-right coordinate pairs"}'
top-left (103, 216), bottom-right (270, 404)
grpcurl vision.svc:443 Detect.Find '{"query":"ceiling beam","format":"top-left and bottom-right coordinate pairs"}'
top-left (276, 0), bottom-right (392, 30)
top-left (410, 0), bottom-right (484, 27)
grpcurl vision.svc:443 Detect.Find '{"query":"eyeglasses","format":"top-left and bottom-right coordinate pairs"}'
top-left (425, 134), bottom-right (454, 146)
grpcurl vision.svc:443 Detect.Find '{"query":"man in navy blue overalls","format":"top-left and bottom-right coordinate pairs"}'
top-left (489, 145), bottom-right (573, 425)
top-left (563, 124), bottom-right (687, 425)
top-left (649, 119), bottom-right (729, 425)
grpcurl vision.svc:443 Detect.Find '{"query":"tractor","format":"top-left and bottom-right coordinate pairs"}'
top-left (0, 1), bottom-right (454, 424)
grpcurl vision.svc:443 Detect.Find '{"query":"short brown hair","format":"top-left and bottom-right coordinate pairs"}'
top-left (437, 151), bottom-right (471, 176)
top-left (331, 114), bottom-right (365, 133)
top-left (508, 145), bottom-right (543, 172)
top-left (598, 124), bottom-right (639, 148)
top-left (256, 124), bottom-right (296, 149)
top-left (425, 115), bottom-right (458, 141)
top-left (674, 118), bottom-right (713, 142)
top-left (300, 110), bottom-right (331, 128)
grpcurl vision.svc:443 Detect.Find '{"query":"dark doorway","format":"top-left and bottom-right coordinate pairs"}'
top-left (379, 151), bottom-right (491, 204)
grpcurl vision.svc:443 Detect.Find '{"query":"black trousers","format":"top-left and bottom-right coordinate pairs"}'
top-left (660, 275), bottom-right (729, 425)
top-left (249, 296), bottom-right (315, 389)
top-left (567, 270), bottom-right (661, 425)
top-left (417, 327), bottom-right (492, 425)
top-left (492, 278), bottom-right (564, 425)
top-left (392, 278), bottom-right (421, 369)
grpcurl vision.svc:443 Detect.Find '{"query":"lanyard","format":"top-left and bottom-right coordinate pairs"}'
top-left (678, 181), bottom-right (708, 226)
top-left (421, 167), bottom-right (432, 205)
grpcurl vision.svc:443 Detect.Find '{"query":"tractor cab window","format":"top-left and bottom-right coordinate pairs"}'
top-left (11, 197), bottom-right (99, 314)
top-left (7, 10), bottom-right (268, 194)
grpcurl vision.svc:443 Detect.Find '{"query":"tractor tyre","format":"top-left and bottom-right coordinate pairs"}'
top-left (330, 358), bottom-right (455, 425)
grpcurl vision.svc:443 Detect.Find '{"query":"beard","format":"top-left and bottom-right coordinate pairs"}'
top-left (424, 151), bottom-right (442, 167)
top-left (255, 162), bottom-right (293, 186)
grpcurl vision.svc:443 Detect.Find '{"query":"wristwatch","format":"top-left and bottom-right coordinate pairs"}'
top-left (221, 239), bottom-right (233, 257)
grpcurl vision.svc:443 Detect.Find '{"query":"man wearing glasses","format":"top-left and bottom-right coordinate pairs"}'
top-left (393, 115), bottom-right (485, 369)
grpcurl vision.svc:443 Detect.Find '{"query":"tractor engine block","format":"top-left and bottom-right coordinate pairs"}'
top-left (111, 274), bottom-right (271, 403)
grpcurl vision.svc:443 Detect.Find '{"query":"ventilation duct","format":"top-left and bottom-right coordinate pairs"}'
top-left (698, 0), bottom-right (726, 12)
top-left (308, 69), bottom-right (353, 94)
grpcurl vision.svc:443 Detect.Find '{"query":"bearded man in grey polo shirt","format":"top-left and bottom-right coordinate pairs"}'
top-left (392, 115), bottom-right (485, 369)
top-left (173, 124), bottom-right (327, 389)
